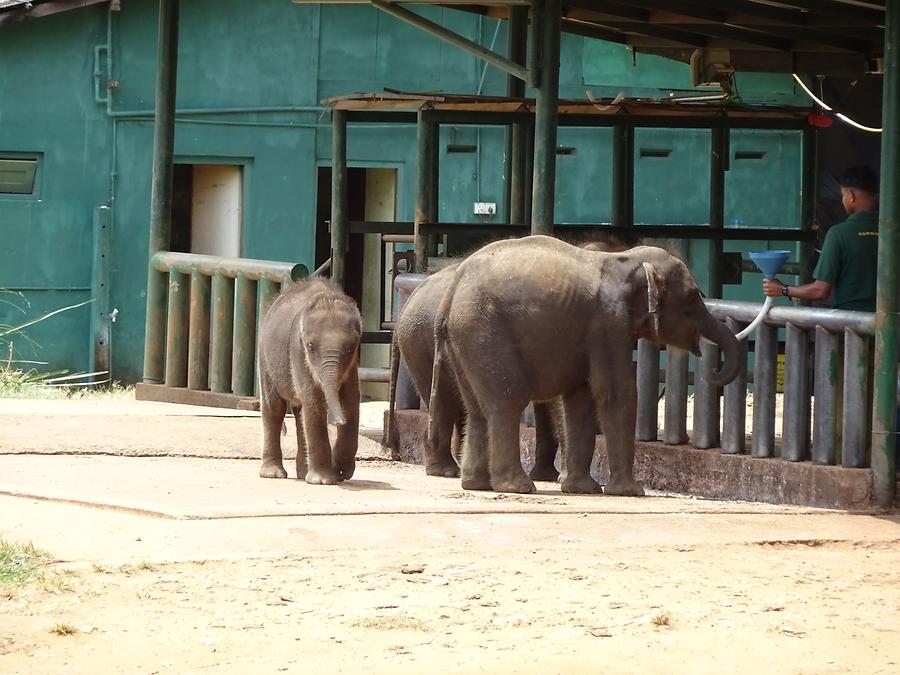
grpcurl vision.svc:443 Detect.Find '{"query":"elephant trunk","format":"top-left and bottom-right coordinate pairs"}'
top-left (320, 359), bottom-right (346, 426)
top-left (698, 310), bottom-right (742, 387)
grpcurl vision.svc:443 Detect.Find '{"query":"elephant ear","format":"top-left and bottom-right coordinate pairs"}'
top-left (642, 262), bottom-right (662, 339)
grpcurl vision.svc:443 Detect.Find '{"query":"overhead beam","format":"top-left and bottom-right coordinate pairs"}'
top-left (370, 0), bottom-right (532, 84)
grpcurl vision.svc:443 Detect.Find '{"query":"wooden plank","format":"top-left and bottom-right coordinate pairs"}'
top-left (135, 383), bottom-right (259, 411)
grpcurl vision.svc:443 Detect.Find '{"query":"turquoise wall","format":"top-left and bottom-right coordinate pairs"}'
top-left (0, 0), bottom-right (808, 383)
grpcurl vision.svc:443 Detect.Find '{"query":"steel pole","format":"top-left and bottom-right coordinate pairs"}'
top-left (142, 0), bottom-right (180, 384)
top-left (872, 0), bottom-right (900, 508)
top-left (611, 124), bottom-right (634, 228)
top-left (415, 110), bottom-right (436, 272)
top-left (331, 108), bottom-right (348, 287)
top-left (530, 0), bottom-right (560, 235)
top-left (507, 5), bottom-right (528, 225)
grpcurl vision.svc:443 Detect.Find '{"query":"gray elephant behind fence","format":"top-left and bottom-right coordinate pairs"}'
top-left (430, 235), bottom-right (741, 495)
top-left (387, 264), bottom-right (562, 480)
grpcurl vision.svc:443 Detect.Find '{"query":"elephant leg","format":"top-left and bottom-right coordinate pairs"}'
top-left (593, 355), bottom-right (644, 497)
top-left (292, 405), bottom-right (308, 479)
top-left (450, 416), bottom-right (465, 467)
top-left (460, 408), bottom-right (490, 490)
top-left (487, 408), bottom-right (536, 494)
top-left (332, 373), bottom-right (360, 481)
top-left (259, 384), bottom-right (288, 479)
top-left (424, 369), bottom-right (462, 478)
top-left (302, 395), bottom-right (340, 485)
top-left (560, 384), bottom-right (602, 494)
top-left (530, 400), bottom-right (560, 482)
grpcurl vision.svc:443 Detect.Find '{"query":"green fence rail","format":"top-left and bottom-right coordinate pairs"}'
top-left (142, 251), bottom-right (308, 396)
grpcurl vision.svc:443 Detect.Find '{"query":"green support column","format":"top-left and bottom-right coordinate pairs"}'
top-left (164, 269), bottom-right (189, 388)
top-left (142, 0), bottom-right (180, 384)
top-left (708, 126), bottom-right (728, 299)
top-left (507, 5), bottom-right (528, 225)
top-left (209, 274), bottom-right (234, 394)
top-left (530, 0), bottom-right (560, 235)
top-left (331, 109), bottom-right (348, 288)
top-left (611, 125), bottom-right (634, 228)
top-left (187, 270), bottom-right (211, 391)
top-left (415, 109), bottom-right (436, 271)
top-left (232, 274), bottom-right (257, 397)
top-left (872, 0), bottom-right (900, 509)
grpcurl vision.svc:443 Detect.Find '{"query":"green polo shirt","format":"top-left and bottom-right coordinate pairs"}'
top-left (812, 210), bottom-right (879, 312)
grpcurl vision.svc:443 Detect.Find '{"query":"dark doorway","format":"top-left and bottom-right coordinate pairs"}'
top-left (316, 166), bottom-right (367, 307)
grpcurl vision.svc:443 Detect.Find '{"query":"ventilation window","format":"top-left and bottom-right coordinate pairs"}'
top-left (639, 148), bottom-right (671, 158)
top-left (0, 157), bottom-right (38, 194)
top-left (556, 146), bottom-right (576, 156)
top-left (446, 144), bottom-right (477, 154)
top-left (735, 151), bottom-right (766, 160)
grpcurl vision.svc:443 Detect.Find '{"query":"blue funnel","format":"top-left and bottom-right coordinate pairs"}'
top-left (749, 250), bottom-right (791, 279)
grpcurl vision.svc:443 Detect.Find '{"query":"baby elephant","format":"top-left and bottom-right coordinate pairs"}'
top-left (258, 278), bottom-right (362, 484)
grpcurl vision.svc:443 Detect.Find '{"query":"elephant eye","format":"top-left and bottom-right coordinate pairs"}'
top-left (305, 341), bottom-right (314, 350)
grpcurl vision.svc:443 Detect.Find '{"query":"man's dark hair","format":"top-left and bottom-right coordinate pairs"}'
top-left (839, 165), bottom-right (879, 195)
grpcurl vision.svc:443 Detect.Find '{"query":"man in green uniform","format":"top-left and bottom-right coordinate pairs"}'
top-left (763, 166), bottom-right (879, 311)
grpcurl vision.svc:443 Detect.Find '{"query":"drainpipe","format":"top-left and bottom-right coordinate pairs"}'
top-left (530, 0), bottom-right (560, 235)
top-left (872, 0), bottom-right (899, 509)
top-left (142, 0), bottom-right (180, 384)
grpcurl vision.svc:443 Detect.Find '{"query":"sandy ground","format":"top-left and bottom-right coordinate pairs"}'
top-left (1, 395), bottom-right (899, 674)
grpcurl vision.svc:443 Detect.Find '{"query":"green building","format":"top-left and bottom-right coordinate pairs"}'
top-left (0, 0), bottom-right (806, 387)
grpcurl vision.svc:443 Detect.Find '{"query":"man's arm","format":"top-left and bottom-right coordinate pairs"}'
top-left (762, 277), bottom-right (832, 301)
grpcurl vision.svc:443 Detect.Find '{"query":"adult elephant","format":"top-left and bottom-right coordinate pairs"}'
top-left (388, 264), bottom-right (561, 480)
top-left (430, 235), bottom-right (741, 495)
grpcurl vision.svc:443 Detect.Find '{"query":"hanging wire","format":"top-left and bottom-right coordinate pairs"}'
top-left (792, 73), bottom-right (882, 133)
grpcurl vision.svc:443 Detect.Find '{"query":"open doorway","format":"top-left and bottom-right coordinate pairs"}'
top-left (171, 164), bottom-right (243, 256)
top-left (316, 166), bottom-right (398, 399)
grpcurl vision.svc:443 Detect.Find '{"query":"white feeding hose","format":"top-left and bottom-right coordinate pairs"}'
top-left (734, 296), bottom-right (775, 341)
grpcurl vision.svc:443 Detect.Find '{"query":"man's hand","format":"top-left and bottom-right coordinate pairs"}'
top-left (762, 278), bottom-right (786, 297)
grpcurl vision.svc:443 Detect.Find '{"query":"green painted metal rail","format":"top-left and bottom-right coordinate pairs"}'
top-left (143, 251), bottom-right (308, 396)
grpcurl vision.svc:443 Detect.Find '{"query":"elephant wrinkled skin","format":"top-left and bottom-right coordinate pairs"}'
top-left (257, 278), bottom-right (362, 484)
top-left (430, 236), bottom-right (741, 495)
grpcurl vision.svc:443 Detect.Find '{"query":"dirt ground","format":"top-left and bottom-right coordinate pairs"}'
top-left (1, 395), bottom-right (899, 674)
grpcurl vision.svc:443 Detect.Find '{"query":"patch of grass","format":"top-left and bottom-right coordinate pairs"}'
top-left (651, 611), bottom-right (671, 627)
top-left (351, 615), bottom-right (427, 631)
top-left (51, 623), bottom-right (77, 636)
top-left (38, 569), bottom-right (80, 594)
top-left (0, 541), bottom-right (50, 587)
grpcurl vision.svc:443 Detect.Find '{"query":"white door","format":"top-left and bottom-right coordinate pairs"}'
top-left (190, 164), bottom-right (242, 257)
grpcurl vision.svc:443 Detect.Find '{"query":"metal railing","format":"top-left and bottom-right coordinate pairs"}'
top-left (142, 251), bottom-right (308, 396)
top-left (639, 299), bottom-right (876, 468)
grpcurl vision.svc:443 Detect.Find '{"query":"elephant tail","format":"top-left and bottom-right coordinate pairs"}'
top-left (427, 267), bottom-right (462, 452)
top-left (385, 330), bottom-right (401, 456)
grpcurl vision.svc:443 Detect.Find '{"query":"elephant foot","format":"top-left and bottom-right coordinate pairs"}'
top-left (529, 464), bottom-right (560, 482)
top-left (305, 468), bottom-right (341, 485)
top-left (604, 478), bottom-right (645, 497)
top-left (561, 474), bottom-right (603, 494)
top-left (335, 458), bottom-right (356, 481)
top-left (260, 462), bottom-right (288, 479)
top-left (426, 460), bottom-right (460, 478)
top-left (490, 474), bottom-right (536, 494)
top-left (460, 472), bottom-right (492, 491)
